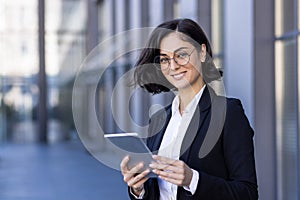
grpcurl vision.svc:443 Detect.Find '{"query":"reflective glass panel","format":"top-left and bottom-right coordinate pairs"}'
top-left (0, 0), bottom-right (39, 142)
top-left (275, 38), bottom-right (299, 200)
top-left (275, 0), bottom-right (296, 37)
top-left (45, 0), bottom-right (87, 142)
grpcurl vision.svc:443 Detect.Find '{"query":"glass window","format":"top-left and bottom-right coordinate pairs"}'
top-left (275, 0), bottom-right (296, 37)
top-left (0, 0), bottom-right (88, 143)
top-left (45, 0), bottom-right (87, 142)
top-left (98, 0), bottom-right (111, 42)
top-left (0, 0), bottom-right (39, 142)
top-left (177, 0), bottom-right (197, 20)
top-left (149, 0), bottom-right (163, 26)
top-left (275, 0), bottom-right (300, 199)
top-left (275, 39), bottom-right (299, 200)
top-left (211, 0), bottom-right (224, 69)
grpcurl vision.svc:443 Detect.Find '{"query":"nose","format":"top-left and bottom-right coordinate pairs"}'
top-left (169, 58), bottom-right (180, 70)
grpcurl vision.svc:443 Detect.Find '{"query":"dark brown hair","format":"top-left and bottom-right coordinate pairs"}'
top-left (134, 18), bottom-right (222, 94)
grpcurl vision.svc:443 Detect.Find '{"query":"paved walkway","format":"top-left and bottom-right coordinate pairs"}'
top-left (0, 141), bottom-right (129, 200)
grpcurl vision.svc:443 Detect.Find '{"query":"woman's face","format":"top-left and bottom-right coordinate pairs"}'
top-left (159, 32), bottom-right (206, 92)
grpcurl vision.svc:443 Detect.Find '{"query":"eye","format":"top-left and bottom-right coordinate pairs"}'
top-left (175, 51), bottom-right (189, 59)
top-left (160, 57), bottom-right (170, 64)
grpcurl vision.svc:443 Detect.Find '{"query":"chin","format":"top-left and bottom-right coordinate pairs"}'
top-left (172, 82), bottom-right (191, 90)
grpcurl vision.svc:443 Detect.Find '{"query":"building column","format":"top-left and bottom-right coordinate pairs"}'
top-left (38, 0), bottom-right (47, 142)
top-left (196, 0), bottom-right (211, 39)
top-left (164, 0), bottom-right (174, 21)
top-left (254, 0), bottom-right (276, 199)
top-left (86, 0), bottom-right (99, 54)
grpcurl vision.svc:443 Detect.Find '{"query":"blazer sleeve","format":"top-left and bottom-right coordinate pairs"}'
top-left (183, 99), bottom-right (258, 200)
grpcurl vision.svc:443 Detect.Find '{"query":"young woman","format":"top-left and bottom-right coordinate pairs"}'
top-left (120, 18), bottom-right (258, 200)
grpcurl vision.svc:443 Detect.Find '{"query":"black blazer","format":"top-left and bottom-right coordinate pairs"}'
top-left (129, 86), bottom-right (258, 200)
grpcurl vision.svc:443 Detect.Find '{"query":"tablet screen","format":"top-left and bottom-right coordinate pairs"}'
top-left (104, 133), bottom-right (156, 177)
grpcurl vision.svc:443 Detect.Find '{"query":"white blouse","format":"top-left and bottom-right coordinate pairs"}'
top-left (157, 85), bottom-right (206, 200)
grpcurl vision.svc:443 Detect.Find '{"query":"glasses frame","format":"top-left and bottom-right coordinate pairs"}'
top-left (154, 48), bottom-right (196, 70)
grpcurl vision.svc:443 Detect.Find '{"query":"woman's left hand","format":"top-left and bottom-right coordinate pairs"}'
top-left (150, 155), bottom-right (193, 187)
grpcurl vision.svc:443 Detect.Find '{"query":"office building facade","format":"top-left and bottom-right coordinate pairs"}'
top-left (0, 0), bottom-right (299, 199)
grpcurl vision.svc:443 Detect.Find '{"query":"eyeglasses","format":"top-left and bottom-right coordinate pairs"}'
top-left (154, 48), bottom-right (195, 70)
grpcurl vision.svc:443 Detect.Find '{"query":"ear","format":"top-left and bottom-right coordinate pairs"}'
top-left (200, 44), bottom-right (207, 62)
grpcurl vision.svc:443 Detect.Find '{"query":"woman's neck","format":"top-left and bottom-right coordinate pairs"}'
top-left (178, 81), bottom-right (205, 113)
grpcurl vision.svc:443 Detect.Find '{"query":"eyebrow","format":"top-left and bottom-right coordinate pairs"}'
top-left (159, 47), bottom-right (190, 56)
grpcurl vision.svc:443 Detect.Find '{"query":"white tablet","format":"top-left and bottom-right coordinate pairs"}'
top-left (104, 133), bottom-right (156, 177)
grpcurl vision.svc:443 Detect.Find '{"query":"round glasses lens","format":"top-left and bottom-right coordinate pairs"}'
top-left (174, 52), bottom-right (190, 65)
top-left (175, 58), bottom-right (189, 65)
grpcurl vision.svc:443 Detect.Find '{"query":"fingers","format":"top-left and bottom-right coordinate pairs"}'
top-left (123, 162), bottom-right (144, 182)
top-left (120, 155), bottom-right (130, 173)
top-left (149, 161), bottom-right (179, 173)
top-left (157, 174), bottom-right (185, 186)
top-left (120, 155), bottom-right (150, 189)
top-left (150, 162), bottom-right (184, 184)
top-left (150, 155), bottom-right (193, 186)
top-left (121, 156), bottom-right (145, 176)
top-left (151, 155), bottom-right (183, 172)
top-left (152, 155), bottom-right (176, 164)
top-left (127, 168), bottom-right (150, 187)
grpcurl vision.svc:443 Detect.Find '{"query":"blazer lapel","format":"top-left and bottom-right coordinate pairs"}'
top-left (179, 86), bottom-right (213, 162)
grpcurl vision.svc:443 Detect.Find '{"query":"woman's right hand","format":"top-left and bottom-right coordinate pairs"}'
top-left (120, 155), bottom-right (150, 196)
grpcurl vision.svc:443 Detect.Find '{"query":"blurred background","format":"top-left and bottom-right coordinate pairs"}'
top-left (0, 0), bottom-right (299, 199)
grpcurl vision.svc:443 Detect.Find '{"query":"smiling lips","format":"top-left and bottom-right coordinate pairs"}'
top-left (171, 71), bottom-right (187, 80)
